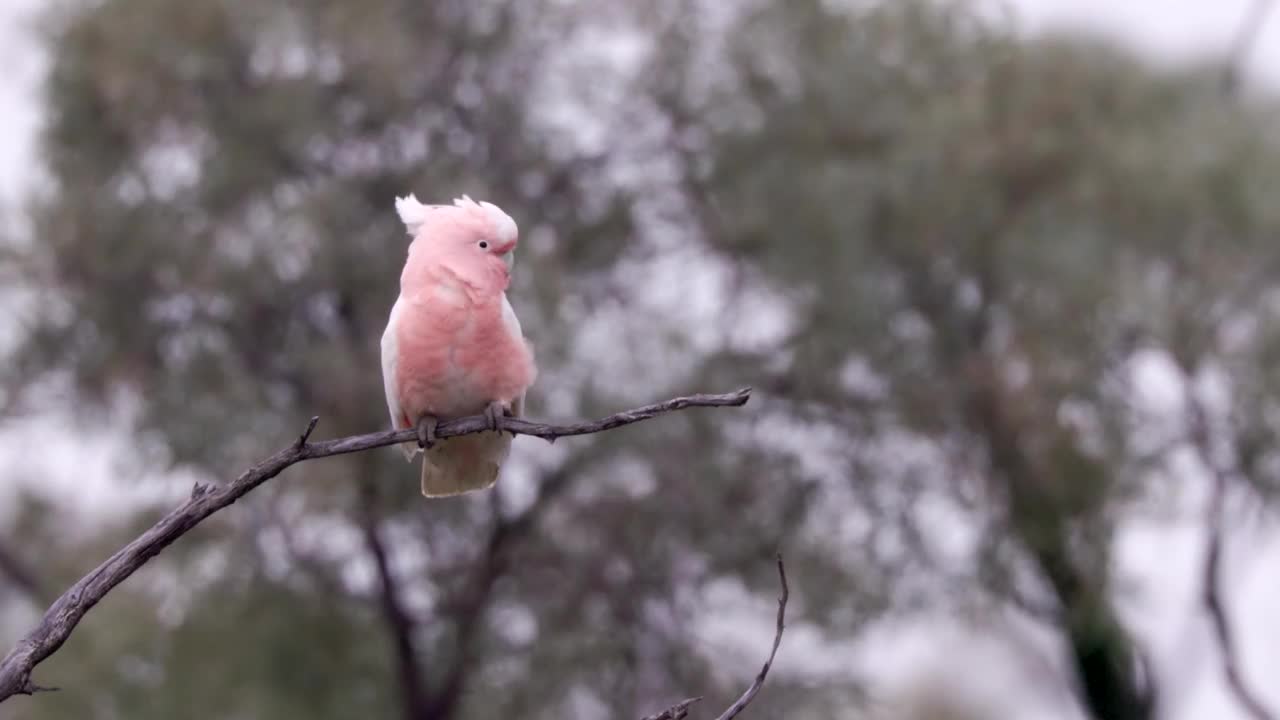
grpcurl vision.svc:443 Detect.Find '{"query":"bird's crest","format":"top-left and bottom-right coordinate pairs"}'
top-left (454, 195), bottom-right (518, 245)
top-left (395, 193), bottom-right (517, 245)
top-left (395, 194), bottom-right (430, 236)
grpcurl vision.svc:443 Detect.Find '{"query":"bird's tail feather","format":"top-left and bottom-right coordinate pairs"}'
top-left (419, 433), bottom-right (507, 497)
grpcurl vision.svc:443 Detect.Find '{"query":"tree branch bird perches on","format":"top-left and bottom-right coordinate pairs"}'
top-left (0, 387), bottom-right (752, 704)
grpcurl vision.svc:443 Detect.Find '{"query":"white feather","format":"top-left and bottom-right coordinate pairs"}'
top-left (501, 292), bottom-right (528, 419)
top-left (380, 295), bottom-right (418, 461)
top-left (500, 292), bottom-right (524, 342)
top-left (453, 195), bottom-right (518, 246)
top-left (480, 201), bottom-right (518, 245)
top-left (395, 194), bottom-right (430, 236)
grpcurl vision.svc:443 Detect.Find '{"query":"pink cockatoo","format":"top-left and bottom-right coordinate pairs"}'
top-left (381, 194), bottom-right (536, 497)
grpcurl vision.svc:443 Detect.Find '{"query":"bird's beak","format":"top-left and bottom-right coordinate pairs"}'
top-left (494, 238), bottom-right (516, 272)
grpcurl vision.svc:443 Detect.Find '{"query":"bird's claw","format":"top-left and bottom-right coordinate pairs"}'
top-left (416, 415), bottom-right (439, 449)
top-left (484, 401), bottom-right (512, 433)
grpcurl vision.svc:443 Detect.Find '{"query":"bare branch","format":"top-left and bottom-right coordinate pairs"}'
top-left (1186, 391), bottom-right (1276, 720)
top-left (642, 556), bottom-right (788, 720)
top-left (358, 480), bottom-right (432, 720)
top-left (422, 462), bottom-right (585, 720)
top-left (1224, 0), bottom-right (1276, 94)
top-left (1201, 498), bottom-right (1273, 720)
top-left (0, 388), bottom-right (752, 704)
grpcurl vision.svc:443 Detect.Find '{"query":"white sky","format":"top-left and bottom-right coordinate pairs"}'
top-left (1017, 0), bottom-right (1280, 69)
top-left (1, 2), bottom-right (1279, 719)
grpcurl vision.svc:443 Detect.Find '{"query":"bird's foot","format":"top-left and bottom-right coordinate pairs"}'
top-left (483, 401), bottom-right (512, 433)
top-left (416, 415), bottom-right (439, 449)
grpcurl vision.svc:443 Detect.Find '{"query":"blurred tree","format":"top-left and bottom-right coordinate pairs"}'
top-left (3, 0), bottom-right (807, 718)
top-left (642, 1), bottom-right (1280, 718)
top-left (5, 0), bottom-right (1280, 719)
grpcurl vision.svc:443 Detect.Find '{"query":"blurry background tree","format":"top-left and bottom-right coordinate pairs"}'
top-left (3, 0), bottom-right (1280, 719)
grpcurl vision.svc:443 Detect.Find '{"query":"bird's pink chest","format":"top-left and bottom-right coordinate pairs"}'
top-left (393, 285), bottom-right (534, 420)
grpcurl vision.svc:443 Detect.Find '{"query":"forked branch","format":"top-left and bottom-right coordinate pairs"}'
top-left (642, 556), bottom-right (789, 720)
top-left (0, 388), bottom-right (752, 703)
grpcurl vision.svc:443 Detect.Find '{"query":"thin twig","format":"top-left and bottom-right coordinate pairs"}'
top-left (641, 697), bottom-right (702, 720)
top-left (0, 388), bottom-right (752, 704)
top-left (642, 556), bottom-right (788, 720)
top-left (297, 415), bottom-right (320, 449)
top-left (1201, 497), bottom-right (1273, 720)
top-left (714, 556), bottom-right (788, 720)
top-left (1186, 390), bottom-right (1276, 720)
top-left (1224, 0), bottom-right (1276, 94)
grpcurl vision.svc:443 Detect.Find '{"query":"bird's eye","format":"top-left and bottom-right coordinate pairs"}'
top-left (479, 241), bottom-right (489, 249)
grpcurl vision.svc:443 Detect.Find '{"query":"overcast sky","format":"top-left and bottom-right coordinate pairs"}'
top-left (1019, 0), bottom-right (1280, 68)
top-left (0, 2), bottom-right (1277, 719)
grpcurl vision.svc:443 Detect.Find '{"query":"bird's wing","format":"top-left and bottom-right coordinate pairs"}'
top-left (501, 293), bottom-right (527, 417)
top-left (380, 294), bottom-right (418, 461)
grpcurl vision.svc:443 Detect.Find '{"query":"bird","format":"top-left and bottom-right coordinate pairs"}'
top-left (380, 193), bottom-right (536, 497)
